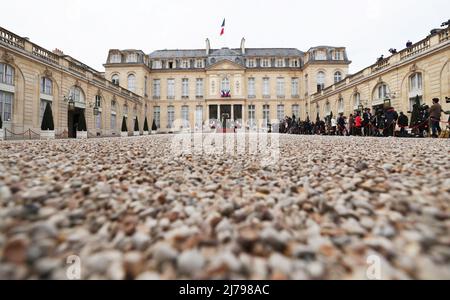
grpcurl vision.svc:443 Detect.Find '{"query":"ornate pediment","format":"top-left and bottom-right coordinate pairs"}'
top-left (410, 63), bottom-right (418, 72)
top-left (1, 51), bottom-right (15, 63)
top-left (207, 59), bottom-right (245, 71)
top-left (43, 67), bottom-right (52, 78)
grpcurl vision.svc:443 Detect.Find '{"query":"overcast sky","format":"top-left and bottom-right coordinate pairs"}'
top-left (2, 0), bottom-right (449, 73)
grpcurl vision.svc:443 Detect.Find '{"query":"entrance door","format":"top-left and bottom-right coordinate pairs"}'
top-left (68, 108), bottom-right (85, 138)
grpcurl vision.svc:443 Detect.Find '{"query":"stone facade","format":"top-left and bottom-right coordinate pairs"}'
top-left (309, 30), bottom-right (450, 120)
top-left (1, 24), bottom-right (449, 138)
top-left (0, 26), bottom-right (145, 139)
top-left (104, 39), bottom-right (350, 132)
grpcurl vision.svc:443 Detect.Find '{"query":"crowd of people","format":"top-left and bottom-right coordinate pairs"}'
top-left (277, 98), bottom-right (450, 138)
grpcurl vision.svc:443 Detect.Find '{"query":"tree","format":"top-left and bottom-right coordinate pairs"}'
top-left (410, 95), bottom-right (422, 127)
top-left (151, 119), bottom-right (158, 131)
top-left (77, 111), bottom-right (87, 131)
top-left (143, 117), bottom-right (149, 132)
top-left (40, 102), bottom-right (55, 131)
top-left (134, 117), bottom-right (139, 132)
top-left (0, 114), bottom-right (2, 129)
top-left (121, 116), bottom-right (128, 132)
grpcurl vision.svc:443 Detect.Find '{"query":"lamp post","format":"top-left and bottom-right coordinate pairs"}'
top-left (358, 104), bottom-right (364, 113)
top-left (383, 98), bottom-right (391, 109)
top-left (64, 95), bottom-right (75, 111)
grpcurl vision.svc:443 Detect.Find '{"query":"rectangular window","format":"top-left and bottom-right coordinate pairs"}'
top-left (181, 105), bottom-right (189, 128)
top-left (40, 100), bottom-right (52, 125)
top-left (144, 77), bottom-right (148, 97)
top-left (248, 78), bottom-right (255, 98)
top-left (195, 60), bottom-right (204, 68)
top-left (195, 105), bottom-right (203, 130)
top-left (111, 114), bottom-right (116, 131)
top-left (0, 64), bottom-right (14, 85)
top-left (152, 60), bottom-right (162, 69)
top-left (153, 79), bottom-right (161, 98)
top-left (247, 59), bottom-right (255, 68)
top-left (0, 91), bottom-right (13, 122)
top-left (277, 104), bottom-right (285, 121)
top-left (40, 77), bottom-right (52, 95)
top-left (277, 78), bottom-right (285, 98)
top-left (292, 105), bottom-right (300, 119)
top-left (167, 79), bottom-right (175, 99)
top-left (126, 53), bottom-right (138, 63)
top-left (153, 106), bottom-right (160, 129)
top-left (248, 105), bottom-right (256, 127)
top-left (167, 106), bottom-right (175, 128)
top-left (261, 59), bottom-right (270, 68)
top-left (181, 60), bottom-right (189, 69)
top-left (196, 79), bottom-right (204, 97)
top-left (96, 112), bottom-right (102, 129)
top-left (291, 78), bottom-right (299, 97)
top-left (182, 78), bottom-right (189, 98)
top-left (263, 78), bottom-right (270, 97)
top-left (276, 59), bottom-right (285, 68)
top-left (263, 105), bottom-right (270, 127)
top-left (290, 59), bottom-right (299, 68)
top-left (334, 51), bottom-right (342, 60)
top-left (110, 54), bottom-right (121, 63)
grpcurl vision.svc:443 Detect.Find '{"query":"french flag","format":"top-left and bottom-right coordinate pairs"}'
top-left (220, 19), bottom-right (225, 36)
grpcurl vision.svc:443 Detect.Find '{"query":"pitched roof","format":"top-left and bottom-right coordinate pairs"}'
top-left (148, 48), bottom-right (304, 59)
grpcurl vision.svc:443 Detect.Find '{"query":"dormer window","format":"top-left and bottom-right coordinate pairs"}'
top-left (276, 58), bottom-right (285, 68)
top-left (290, 59), bottom-right (299, 68)
top-left (261, 59), bottom-right (270, 68)
top-left (167, 61), bottom-right (174, 69)
top-left (110, 54), bottom-right (121, 63)
top-left (126, 53), bottom-right (138, 63)
top-left (315, 50), bottom-right (327, 60)
top-left (152, 60), bottom-right (162, 69)
top-left (195, 60), bottom-right (204, 68)
top-left (111, 74), bottom-right (119, 86)
top-left (333, 51), bottom-right (342, 60)
top-left (181, 60), bottom-right (189, 69)
top-left (246, 59), bottom-right (256, 68)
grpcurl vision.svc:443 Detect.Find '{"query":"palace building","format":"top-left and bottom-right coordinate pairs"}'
top-left (0, 24), bottom-right (449, 138)
top-left (104, 39), bottom-right (351, 132)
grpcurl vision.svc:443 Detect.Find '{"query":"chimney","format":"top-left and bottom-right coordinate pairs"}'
top-left (241, 37), bottom-right (246, 55)
top-left (205, 38), bottom-right (211, 55)
top-left (53, 48), bottom-right (64, 56)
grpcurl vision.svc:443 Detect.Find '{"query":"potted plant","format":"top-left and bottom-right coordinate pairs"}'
top-left (121, 116), bottom-right (128, 137)
top-left (143, 117), bottom-right (149, 135)
top-left (133, 117), bottom-right (140, 136)
top-left (0, 115), bottom-right (3, 141)
top-left (76, 111), bottom-right (88, 139)
top-left (151, 119), bottom-right (158, 134)
top-left (40, 102), bottom-right (55, 140)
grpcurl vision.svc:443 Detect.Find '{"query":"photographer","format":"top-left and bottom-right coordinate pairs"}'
top-left (429, 98), bottom-right (449, 138)
top-left (398, 112), bottom-right (409, 137)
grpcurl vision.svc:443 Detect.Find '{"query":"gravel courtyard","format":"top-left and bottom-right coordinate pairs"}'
top-left (0, 134), bottom-right (449, 280)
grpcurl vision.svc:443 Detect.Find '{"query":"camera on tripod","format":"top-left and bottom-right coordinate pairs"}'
top-left (446, 97), bottom-right (450, 104)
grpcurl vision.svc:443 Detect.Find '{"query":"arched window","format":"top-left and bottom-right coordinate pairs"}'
top-left (338, 98), bottom-right (344, 113)
top-left (334, 71), bottom-right (342, 83)
top-left (127, 74), bottom-right (136, 92)
top-left (316, 71), bottom-right (325, 92)
top-left (40, 77), bottom-right (53, 125)
top-left (353, 93), bottom-right (361, 109)
top-left (40, 77), bottom-right (53, 95)
top-left (409, 73), bottom-right (423, 111)
top-left (70, 86), bottom-right (85, 104)
top-left (221, 77), bottom-right (230, 92)
top-left (375, 83), bottom-right (389, 100)
top-left (409, 73), bottom-right (423, 93)
top-left (112, 74), bottom-right (119, 86)
top-left (0, 63), bottom-right (15, 85)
